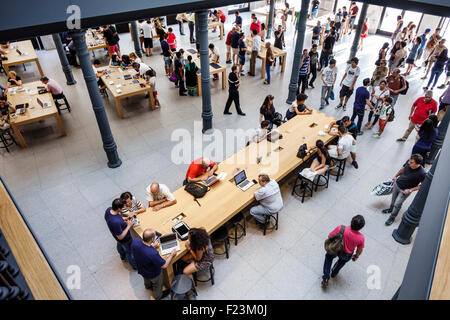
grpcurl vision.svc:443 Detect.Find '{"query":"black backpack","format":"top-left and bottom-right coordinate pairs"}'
top-left (296, 143), bottom-right (308, 159)
top-left (387, 107), bottom-right (395, 122)
top-left (184, 182), bottom-right (209, 199)
top-left (399, 77), bottom-right (409, 95)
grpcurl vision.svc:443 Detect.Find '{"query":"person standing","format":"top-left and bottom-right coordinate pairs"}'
top-left (350, 78), bottom-right (374, 136)
top-left (103, 25), bottom-right (120, 58)
top-left (105, 198), bottom-right (137, 270)
top-left (421, 28), bottom-right (442, 78)
top-left (365, 80), bottom-right (390, 129)
top-left (238, 32), bottom-right (247, 76)
top-left (188, 13), bottom-right (196, 43)
top-left (142, 20), bottom-right (153, 57)
top-left (391, 15), bottom-right (403, 46)
top-left (131, 229), bottom-right (176, 300)
top-left (297, 49), bottom-right (310, 95)
top-left (234, 11), bottom-right (243, 29)
top-left (174, 52), bottom-right (187, 96)
top-left (208, 43), bottom-right (220, 80)
top-left (320, 58), bottom-right (337, 109)
top-left (273, 25), bottom-right (285, 67)
top-left (250, 174), bottom-right (283, 225)
top-left (347, 2), bottom-right (359, 35)
top-left (320, 31), bottom-right (336, 70)
top-left (264, 42), bottom-right (274, 85)
top-left (167, 27), bottom-right (177, 51)
top-left (176, 13), bottom-right (187, 36)
top-left (424, 48), bottom-right (448, 90)
top-left (411, 119), bottom-right (438, 159)
top-left (308, 44), bottom-right (320, 88)
top-left (382, 154), bottom-right (426, 226)
top-left (224, 65), bottom-right (246, 116)
top-left (404, 37), bottom-right (422, 76)
top-left (231, 28), bottom-right (241, 66)
top-left (386, 68), bottom-right (407, 108)
top-left (359, 18), bottom-right (369, 51)
top-left (373, 97), bottom-right (393, 138)
top-left (161, 34), bottom-right (174, 76)
top-left (310, 0), bottom-right (320, 19)
top-left (416, 28), bottom-right (431, 65)
top-left (225, 27), bottom-right (234, 64)
top-left (321, 215), bottom-right (365, 288)
top-left (249, 29), bottom-right (261, 77)
top-left (336, 57), bottom-right (360, 111)
top-left (311, 21), bottom-right (322, 46)
top-left (185, 55), bottom-right (199, 96)
top-left (397, 90), bottom-right (437, 142)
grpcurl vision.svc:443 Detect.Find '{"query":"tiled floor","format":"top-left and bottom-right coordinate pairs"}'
top-left (1, 11), bottom-right (444, 300)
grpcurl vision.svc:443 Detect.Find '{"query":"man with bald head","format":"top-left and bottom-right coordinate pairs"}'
top-left (184, 157), bottom-right (218, 185)
top-left (145, 182), bottom-right (177, 211)
top-left (131, 228), bottom-right (177, 300)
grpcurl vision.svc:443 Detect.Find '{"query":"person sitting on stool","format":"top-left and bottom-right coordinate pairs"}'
top-left (250, 174), bottom-right (283, 225)
top-left (40, 76), bottom-right (64, 100)
top-left (184, 157), bottom-right (218, 185)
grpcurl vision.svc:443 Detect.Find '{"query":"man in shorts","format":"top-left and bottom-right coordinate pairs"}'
top-left (231, 28), bottom-right (240, 66)
top-left (336, 57), bottom-right (360, 111)
top-left (161, 34), bottom-right (174, 75)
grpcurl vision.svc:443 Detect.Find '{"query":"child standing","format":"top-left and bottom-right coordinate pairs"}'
top-left (374, 97), bottom-right (393, 138)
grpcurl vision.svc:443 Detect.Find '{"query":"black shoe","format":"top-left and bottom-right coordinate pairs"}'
top-left (335, 103), bottom-right (342, 109)
top-left (437, 84), bottom-right (446, 89)
top-left (330, 272), bottom-right (337, 278)
top-left (342, 104), bottom-right (347, 111)
top-left (357, 131), bottom-right (364, 136)
top-left (180, 93), bottom-right (187, 96)
top-left (226, 60), bottom-right (232, 64)
top-left (224, 111), bottom-right (232, 115)
top-left (309, 83), bottom-right (315, 89)
top-left (321, 279), bottom-right (329, 288)
top-left (160, 289), bottom-right (171, 300)
top-left (385, 217), bottom-right (395, 226)
top-left (325, 100), bottom-right (329, 105)
top-left (351, 161), bottom-right (358, 169)
top-left (382, 208), bottom-right (393, 214)
top-left (238, 112), bottom-right (246, 116)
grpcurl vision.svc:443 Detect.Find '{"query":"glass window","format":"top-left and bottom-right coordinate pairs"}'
top-left (380, 8), bottom-right (403, 33)
top-left (402, 11), bottom-right (423, 31)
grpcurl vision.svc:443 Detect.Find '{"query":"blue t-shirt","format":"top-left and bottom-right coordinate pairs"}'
top-left (235, 16), bottom-right (242, 25)
top-left (238, 39), bottom-right (246, 57)
top-left (312, 26), bottom-right (321, 39)
top-left (161, 40), bottom-right (171, 57)
top-left (104, 208), bottom-right (131, 244)
top-left (354, 86), bottom-right (370, 110)
top-left (419, 34), bottom-right (427, 51)
top-left (131, 238), bottom-right (165, 279)
top-left (415, 128), bottom-right (438, 150)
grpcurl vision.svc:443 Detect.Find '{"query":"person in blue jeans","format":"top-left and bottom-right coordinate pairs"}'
top-left (264, 42), bottom-right (274, 85)
top-left (411, 119), bottom-right (438, 160)
top-left (105, 198), bottom-right (137, 269)
top-left (350, 78), bottom-right (374, 136)
top-left (322, 215), bottom-right (365, 288)
top-left (424, 48), bottom-right (448, 90)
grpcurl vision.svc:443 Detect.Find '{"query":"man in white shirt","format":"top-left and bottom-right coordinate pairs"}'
top-left (142, 20), bottom-right (153, 56)
top-left (336, 57), bottom-right (360, 111)
top-left (328, 126), bottom-right (356, 160)
top-left (208, 43), bottom-right (220, 80)
top-left (250, 174), bottom-right (283, 224)
top-left (146, 183), bottom-right (177, 211)
top-left (133, 62), bottom-right (151, 77)
top-left (320, 58), bottom-right (337, 109)
top-left (248, 29), bottom-right (261, 76)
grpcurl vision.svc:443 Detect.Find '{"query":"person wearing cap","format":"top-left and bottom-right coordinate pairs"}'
top-left (416, 28), bottom-right (431, 64)
top-left (184, 157), bottom-right (218, 185)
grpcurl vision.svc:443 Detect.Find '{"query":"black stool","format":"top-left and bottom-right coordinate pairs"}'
top-left (0, 131), bottom-right (17, 153)
top-left (193, 264), bottom-right (215, 286)
top-left (228, 212), bottom-right (246, 246)
top-left (263, 213), bottom-right (279, 236)
top-left (292, 170), bottom-right (331, 203)
top-left (53, 93), bottom-right (71, 114)
top-left (170, 274), bottom-right (197, 300)
top-left (100, 87), bottom-right (109, 97)
top-left (329, 157), bottom-right (346, 182)
top-left (211, 227), bottom-right (230, 259)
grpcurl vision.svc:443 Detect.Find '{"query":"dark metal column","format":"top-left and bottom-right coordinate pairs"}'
top-left (69, 29), bottom-right (122, 168)
top-left (348, 2), bottom-right (368, 60)
top-left (52, 34), bottom-right (76, 85)
top-left (196, 10), bottom-right (213, 133)
top-left (286, 0), bottom-right (310, 104)
top-left (130, 21), bottom-right (143, 58)
top-left (426, 105), bottom-right (450, 164)
top-left (392, 152), bottom-right (439, 244)
top-left (195, 12), bottom-right (200, 48)
top-left (266, 0), bottom-right (276, 39)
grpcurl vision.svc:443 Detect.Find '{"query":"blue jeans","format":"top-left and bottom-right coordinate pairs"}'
top-left (322, 252), bottom-right (353, 280)
top-left (390, 94), bottom-right (399, 108)
top-left (177, 20), bottom-right (184, 34)
top-left (117, 239), bottom-right (137, 269)
top-left (351, 107), bottom-right (365, 133)
top-left (427, 67), bottom-right (444, 88)
top-left (265, 65), bottom-right (271, 84)
top-left (250, 205), bottom-right (272, 223)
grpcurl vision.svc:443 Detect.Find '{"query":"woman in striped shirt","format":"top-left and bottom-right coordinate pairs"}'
top-left (120, 192), bottom-right (146, 218)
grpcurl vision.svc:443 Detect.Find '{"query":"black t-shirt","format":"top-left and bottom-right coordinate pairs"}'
top-left (324, 36), bottom-right (335, 51)
top-left (103, 28), bottom-right (117, 46)
top-left (7, 76), bottom-right (21, 85)
top-left (309, 51), bottom-right (319, 67)
top-left (396, 163), bottom-right (426, 190)
top-left (260, 104), bottom-right (276, 121)
top-left (274, 31), bottom-right (284, 49)
top-left (231, 32), bottom-right (240, 48)
top-left (337, 119), bottom-right (358, 139)
top-left (175, 59), bottom-right (184, 77)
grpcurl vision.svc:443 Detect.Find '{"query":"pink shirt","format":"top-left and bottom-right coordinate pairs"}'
top-left (329, 225), bottom-right (364, 254)
top-left (167, 33), bottom-right (176, 50)
top-left (46, 79), bottom-right (63, 95)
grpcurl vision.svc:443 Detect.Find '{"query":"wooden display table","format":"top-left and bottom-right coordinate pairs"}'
top-left (1, 40), bottom-right (44, 77)
top-left (100, 66), bottom-right (155, 119)
top-left (134, 110), bottom-right (336, 287)
top-left (246, 38), bottom-right (287, 79)
top-left (85, 29), bottom-right (107, 51)
top-left (7, 81), bottom-right (66, 148)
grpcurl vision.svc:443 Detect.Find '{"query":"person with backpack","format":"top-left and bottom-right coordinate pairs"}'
top-left (373, 97), bottom-right (393, 138)
top-left (397, 90), bottom-right (437, 142)
top-left (321, 215), bottom-right (365, 288)
top-left (386, 68), bottom-right (407, 108)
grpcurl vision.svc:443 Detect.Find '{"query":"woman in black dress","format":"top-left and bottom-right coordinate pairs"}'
top-left (185, 55), bottom-right (199, 96)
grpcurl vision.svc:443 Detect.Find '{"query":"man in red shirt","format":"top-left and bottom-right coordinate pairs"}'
top-left (347, 2), bottom-right (359, 35)
top-left (397, 90), bottom-right (437, 142)
top-left (167, 27), bottom-right (177, 51)
top-left (225, 27), bottom-right (235, 64)
top-left (250, 14), bottom-right (261, 35)
top-left (184, 157), bottom-right (218, 185)
top-left (322, 215), bottom-right (365, 288)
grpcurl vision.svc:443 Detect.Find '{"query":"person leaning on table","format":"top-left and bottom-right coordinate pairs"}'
top-left (146, 182), bottom-right (177, 211)
top-left (250, 174), bottom-right (283, 225)
top-left (131, 228), bottom-right (176, 300)
top-left (184, 157), bottom-right (218, 185)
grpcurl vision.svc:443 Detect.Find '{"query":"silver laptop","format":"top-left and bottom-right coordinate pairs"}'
top-left (37, 97), bottom-right (50, 108)
top-left (234, 170), bottom-right (255, 192)
top-left (159, 233), bottom-right (180, 255)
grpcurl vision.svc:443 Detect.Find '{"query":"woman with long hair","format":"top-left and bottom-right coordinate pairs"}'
top-left (424, 48), bottom-right (448, 90)
top-left (260, 23), bottom-right (266, 42)
top-left (404, 37), bottom-right (422, 76)
top-left (259, 94), bottom-right (282, 129)
top-left (308, 139), bottom-right (331, 176)
top-left (185, 55), bottom-right (199, 96)
top-left (388, 41), bottom-right (401, 75)
top-left (412, 118), bottom-right (438, 160)
top-left (182, 228), bottom-right (214, 280)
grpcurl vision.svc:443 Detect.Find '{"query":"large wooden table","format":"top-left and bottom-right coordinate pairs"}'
top-left (133, 110), bottom-right (336, 287)
top-left (252, 5), bottom-right (295, 25)
top-left (185, 49), bottom-right (227, 96)
top-left (246, 38), bottom-right (287, 79)
top-left (85, 29), bottom-right (107, 51)
top-left (7, 81), bottom-right (66, 148)
top-left (1, 40), bottom-right (44, 77)
top-left (100, 66), bottom-right (155, 119)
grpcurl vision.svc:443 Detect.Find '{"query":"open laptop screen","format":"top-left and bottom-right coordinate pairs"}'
top-left (234, 170), bottom-right (246, 185)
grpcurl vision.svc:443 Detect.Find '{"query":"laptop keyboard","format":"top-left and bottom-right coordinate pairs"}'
top-left (161, 241), bottom-right (176, 251)
top-left (239, 180), bottom-right (249, 188)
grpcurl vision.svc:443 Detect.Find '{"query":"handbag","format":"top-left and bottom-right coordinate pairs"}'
top-left (371, 180), bottom-right (394, 196)
top-left (169, 71), bottom-right (177, 83)
top-left (296, 143), bottom-right (308, 159)
top-left (330, 90), bottom-right (335, 101)
top-left (324, 225), bottom-right (345, 255)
